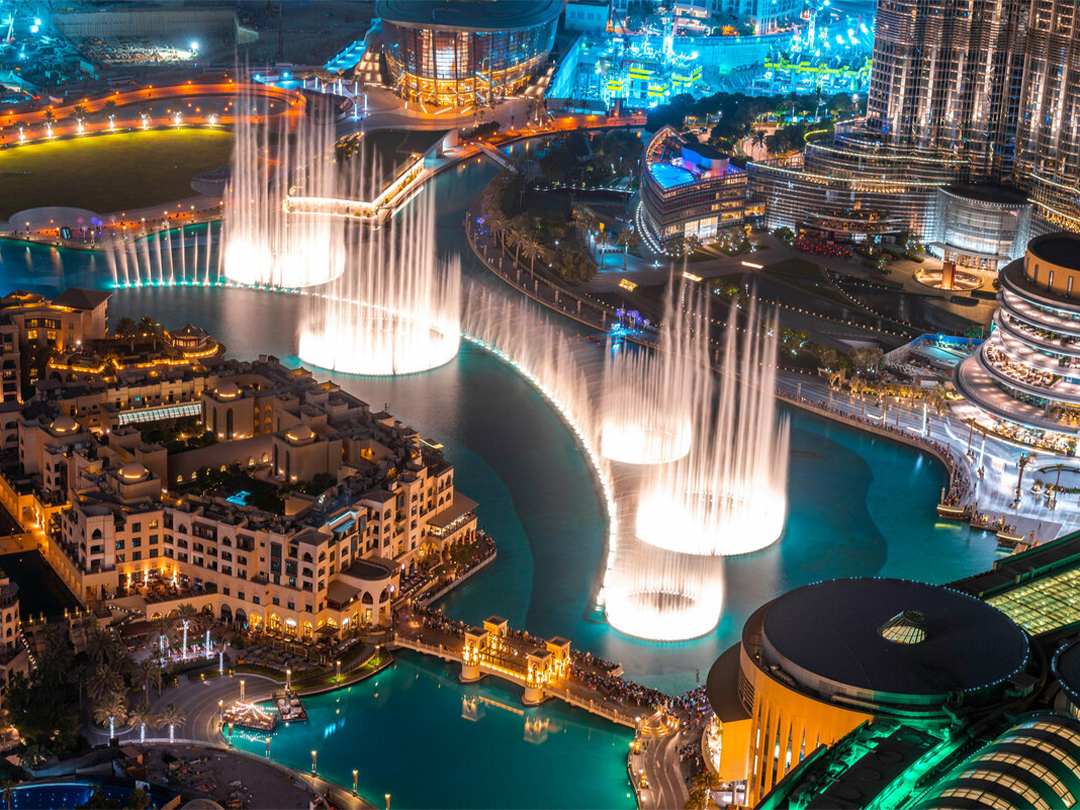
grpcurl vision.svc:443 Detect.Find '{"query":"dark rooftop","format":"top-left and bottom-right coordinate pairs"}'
top-left (51, 288), bottom-right (113, 310)
top-left (376, 0), bottom-right (562, 30)
top-left (1030, 233), bottom-right (1080, 272)
top-left (944, 183), bottom-right (1028, 206)
top-left (761, 578), bottom-right (1029, 700)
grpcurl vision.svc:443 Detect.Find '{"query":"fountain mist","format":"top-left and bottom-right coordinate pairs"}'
top-left (634, 297), bottom-right (789, 558)
top-left (298, 192), bottom-right (460, 376)
top-left (222, 91), bottom-right (344, 288)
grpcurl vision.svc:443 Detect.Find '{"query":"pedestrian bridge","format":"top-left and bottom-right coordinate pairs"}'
top-left (392, 614), bottom-right (675, 735)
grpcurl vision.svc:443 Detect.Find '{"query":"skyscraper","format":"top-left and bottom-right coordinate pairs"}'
top-left (750, 0), bottom-right (1080, 255)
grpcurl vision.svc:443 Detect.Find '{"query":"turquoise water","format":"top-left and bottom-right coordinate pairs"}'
top-left (232, 653), bottom-right (636, 810)
top-left (648, 161), bottom-right (696, 189)
top-left (0, 163), bottom-right (996, 694)
top-left (0, 158), bottom-right (997, 807)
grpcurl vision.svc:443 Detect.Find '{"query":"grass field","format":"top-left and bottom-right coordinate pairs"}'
top-left (0, 129), bottom-right (233, 220)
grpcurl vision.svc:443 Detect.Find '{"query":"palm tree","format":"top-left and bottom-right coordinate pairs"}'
top-left (129, 699), bottom-right (157, 744)
top-left (0, 778), bottom-right (16, 810)
top-left (177, 603), bottom-right (198, 659)
top-left (72, 104), bottom-right (87, 124)
top-left (137, 657), bottom-right (161, 697)
top-left (161, 703), bottom-right (185, 743)
top-left (94, 690), bottom-right (128, 740)
top-left (615, 230), bottom-right (641, 271)
top-left (751, 129), bottom-right (767, 151)
top-left (87, 665), bottom-right (122, 704)
top-left (152, 615), bottom-right (172, 659)
top-left (596, 227), bottom-right (611, 268)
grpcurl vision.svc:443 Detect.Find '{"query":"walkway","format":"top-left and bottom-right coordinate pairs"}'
top-left (392, 607), bottom-right (674, 733)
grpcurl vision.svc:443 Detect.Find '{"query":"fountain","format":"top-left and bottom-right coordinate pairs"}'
top-left (599, 285), bottom-right (701, 465)
top-left (105, 222), bottom-right (222, 287)
top-left (298, 191), bottom-right (461, 376)
top-left (222, 89), bottom-right (344, 288)
top-left (634, 298), bottom-right (789, 558)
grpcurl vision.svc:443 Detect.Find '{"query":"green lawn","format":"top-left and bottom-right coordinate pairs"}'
top-left (0, 129), bottom-right (233, 219)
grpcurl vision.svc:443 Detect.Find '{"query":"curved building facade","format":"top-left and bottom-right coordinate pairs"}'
top-left (931, 185), bottom-right (1032, 272)
top-left (748, 124), bottom-right (962, 238)
top-left (377, 0), bottom-right (560, 106)
top-left (705, 578), bottom-right (1031, 806)
top-left (955, 234), bottom-right (1080, 449)
top-left (913, 713), bottom-right (1080, 809)
top-left (640, 127), bottom-right (747, 249)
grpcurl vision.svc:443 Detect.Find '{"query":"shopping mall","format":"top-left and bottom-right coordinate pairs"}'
top-left (704, 577), bottom-right (1032, 806)
top-left (955, 233), bottom-right (1080, 452)
top-left (376, 0), bottom-right (561, 106)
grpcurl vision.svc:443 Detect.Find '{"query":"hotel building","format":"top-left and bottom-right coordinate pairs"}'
top-left (0, 350), bottom-right (479, 640)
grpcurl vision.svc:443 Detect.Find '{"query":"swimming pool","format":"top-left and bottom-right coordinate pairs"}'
top-left (648, 161), bottom-right (696, 189)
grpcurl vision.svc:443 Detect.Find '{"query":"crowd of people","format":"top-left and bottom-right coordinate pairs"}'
top-left (986, 344), bottom-right (1057, 389)
top-left (408, 605), bottom-right (470, 638)
top-left (670, 685), bottom-right (710, 721)
top-left (570, 663), bottom-right (668, 710)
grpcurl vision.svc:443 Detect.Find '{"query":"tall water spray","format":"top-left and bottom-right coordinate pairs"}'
top-left (600, 286), bottom-right (701, 465)
top-left (635, 297), bottom-right (789, 558)
top-left (604, 287), bottom-right (789, 641)
top-left (298, 191), bottom-right (461, 376)
top-left (222, 91), bottom-right (344, 287)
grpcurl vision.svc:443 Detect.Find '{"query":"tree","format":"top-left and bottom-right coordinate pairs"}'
top-left (114, 317), bottom-right (137, 338)
top-left (128, 699), bottom-right (157, 744)
top-left (137, 657), bottom-right (162, 698)
top-left (751, 129), bottom-right (767, 152)
top-left (93, 690), bottom-right (128, 740)
top-left (87, 665), bottom-right (122, 704)
top-left (0, 778), bottom-right (16, 810)
top-left (849, 346), bottom-right (884, 375)
top-left (773, 226), bottom-right (794, 243)
top-left (615, 229), bottom-right (642, 271)
top-left (72, 104), bottom-right (88, 123)
top-left (161, 703), bottom-right (185, 743)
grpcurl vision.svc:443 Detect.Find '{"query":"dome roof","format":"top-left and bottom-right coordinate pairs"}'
top-left (215, 381), bottom-right (240, 399)
top-left (286, 424), bottom-right (316, 444)
top-left (119, 461), bottom-right (149, 482)
top-left (49, 414), bottom-right (79, 435)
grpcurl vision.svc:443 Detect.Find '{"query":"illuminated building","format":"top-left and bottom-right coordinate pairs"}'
top-left (954, 234), bottom-right (1080, 449)
top-left (0, 357), bottom-right (479, 634)
top-left (0, 288), bottom-right (111, 403)
top-left (377, 0), bottom-right (560, 106)
top-left (640, 127), bottom-right (747, 248)
top-left (705, 578), bottom-right (1032, 806)
top-left (754, 0), bottom-right (1080, 241)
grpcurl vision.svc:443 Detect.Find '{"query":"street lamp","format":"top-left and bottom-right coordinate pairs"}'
top-left (385, 793), bottom-right (391, 810)
top-left (353, 770), bottom-right (359, 795)
top-left (311, 749), bottom-right (317, 776)
top-left (336, 659), bottom-right (341, 679)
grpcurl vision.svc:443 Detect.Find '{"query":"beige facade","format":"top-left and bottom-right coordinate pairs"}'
top-left (3, 357), bottom-right (479, 637)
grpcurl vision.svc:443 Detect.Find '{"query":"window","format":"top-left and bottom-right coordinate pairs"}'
top-left (132, 551), bottom-right (142, 562)
top-left (253, 596), bottom-right (260, 605)
top-left (115, 540), bottom-right (125, 550)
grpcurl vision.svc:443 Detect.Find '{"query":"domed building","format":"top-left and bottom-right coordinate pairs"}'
top-left (705, 578), bottom-right (1032, 805)
top-left (955, 233), bottom-right (1080, 451)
